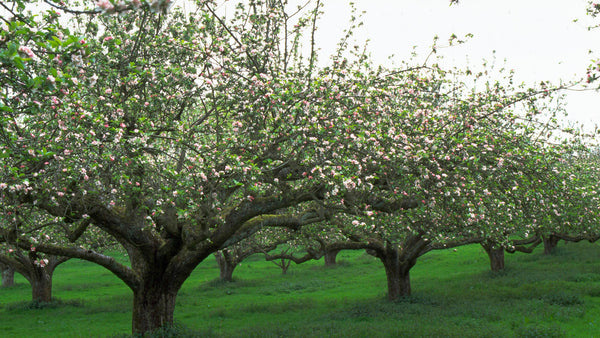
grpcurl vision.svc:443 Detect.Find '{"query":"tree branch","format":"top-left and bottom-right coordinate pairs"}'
top-left (1, 230), bottom-right (139, 290)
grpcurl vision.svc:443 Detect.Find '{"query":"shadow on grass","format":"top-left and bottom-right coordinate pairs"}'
top-left (238, 297), bottom-right (316, 315)
top-left (83, 294), bottom-right (132, 314)
top-left (198, 278), bottom-right (260, 290)
top-left (4, 298), bottom-right (84, 311)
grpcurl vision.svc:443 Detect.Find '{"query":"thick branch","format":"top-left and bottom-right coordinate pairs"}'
top-left (427, 236), bottom-right (485, 252)
top-left (264, 249), bottom-right (320, 264)
top-left (506, 236), bottom-right (543, 254)
top-left (65, 218), bottom-right (92, 243)
top-left (553, 233), bottom-right (600, 243)
top-left (4, 232), bottom-right (139, 290)
top-left (209, 185), bottom-right (326, 248)
top-left (26, 195), bottom-right (161, 260)
top-left (219, 209), bottom-right (327, 249)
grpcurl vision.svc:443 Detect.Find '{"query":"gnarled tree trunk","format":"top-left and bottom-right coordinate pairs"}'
top-left (374, 243), bottom-right (415, 300)
top-left (30, 267), bottom-right (53, 302)
top-left (214, 251), bottom-right (237, 282)
top-left (543, 235), bottom-right (560, 255)
top-left (1, 263), bottom-right (15, 287)
top-left (132, 285), bottom-right (178, 334)
top-left (2, 254), bottom-right (67, 302)
top-left (324, 249), bottom-right (340, 267)
top-left (382, 259), bottom-right (412, 300)
top-left (481, 242), bottom-right (505, 271)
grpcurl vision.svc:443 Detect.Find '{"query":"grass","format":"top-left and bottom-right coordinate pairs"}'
top-left (1, 241), bottom-right (599, 337)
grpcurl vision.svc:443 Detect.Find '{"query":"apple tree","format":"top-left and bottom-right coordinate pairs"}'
top-left (0, 0), bottom-right (386, 333)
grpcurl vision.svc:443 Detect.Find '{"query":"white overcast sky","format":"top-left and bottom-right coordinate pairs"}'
top-left (305, 0), bottom-right (600, 129)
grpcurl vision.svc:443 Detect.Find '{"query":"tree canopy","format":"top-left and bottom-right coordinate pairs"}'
top-left (1, 0), bottom-right (599, 334)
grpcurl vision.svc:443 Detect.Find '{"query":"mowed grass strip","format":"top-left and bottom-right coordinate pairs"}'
top-left (1, 242), bottom-right (599, 337)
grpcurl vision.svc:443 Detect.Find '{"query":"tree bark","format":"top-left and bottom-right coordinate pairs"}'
top-left (29, 266), bottom-right (53, 302)
top-left (324, 249), bottom-right (340, 267)
top-left (214, 251), bottom-right (236, 282)
top-left (382, 261), bottom-right (412, 300)
top-left (1, 264), bottom-right (15, 287)
top-left (378, 245), bottom-right (413, 300)
top-left (132, 285), bottom-right (178, 334)
top-left (543, 235), bottom-right (560, 255)
top-left (481, 243), bottom-right (505, 271)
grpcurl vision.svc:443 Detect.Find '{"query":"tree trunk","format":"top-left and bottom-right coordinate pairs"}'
top-left (543, 235), bottom-right (560, 255)
top-left (324, 249), bottom-right (340, 267)
top-left (132, 286), bottom-right (178, 334)
top-left (280, 259), bottom-right (291, 275)
top-left (379, 246), bottom-right (412, 300)
top-left (1, 264), bottom-right (15, 287)
top-left (482, 243), bottom-right (505, 271)
top-left (382, 261), bottom-right (412, 300)
top-left (30, 268), bottom-right (52, 302)
top-left (219, 261), bottom-right (235, 282)
top-left (214, 252), bottom-right (236, 282)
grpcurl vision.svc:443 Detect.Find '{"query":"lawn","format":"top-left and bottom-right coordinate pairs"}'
top-left (1, 241), bottom-right (599, 337)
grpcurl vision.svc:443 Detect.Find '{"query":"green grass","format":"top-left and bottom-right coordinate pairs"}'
top-left (1, 242), bottom-right (600, 337)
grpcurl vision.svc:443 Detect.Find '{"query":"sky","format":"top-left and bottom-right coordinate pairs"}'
top-left (307, 0), bottom-right (600, 130)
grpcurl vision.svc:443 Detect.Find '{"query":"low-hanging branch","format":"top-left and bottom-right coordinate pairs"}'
top-left (0, 228), bottom-right (139, 290)
top-left (506, 235), bottom-right (543, 254)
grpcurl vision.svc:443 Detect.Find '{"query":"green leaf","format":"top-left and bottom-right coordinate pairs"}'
top-left (13, 57), bottom-right (24, 70)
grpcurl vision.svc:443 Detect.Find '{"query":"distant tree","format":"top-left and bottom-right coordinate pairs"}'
top-left (0, 250), bottom-right (68, 302)
top-left (213, 228), bottom-right (294, 282)
top-left (529, 151), bottom-right (600, 254)
top-left (264, 240), bottom-right (322, 275)
top-left (0, 206), bottom-right (105, 301)
top-left (314, 55), bottom-right (589, 299)
top-left (1, 262), bottom-right (15, 287)
top-left (481, 237), bottom-right (542, 272)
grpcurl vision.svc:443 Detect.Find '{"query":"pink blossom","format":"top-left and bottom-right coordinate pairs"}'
top-left (343, 179), bottom-right (356, 190)
top-left (96, 0), bottom-right (114, 12)
top-left (57, 120), bottom-right (67, 130)
top-left (89, 74), bottom-right (98, 86)
top-left (18, 46), bottom-right (34, 58)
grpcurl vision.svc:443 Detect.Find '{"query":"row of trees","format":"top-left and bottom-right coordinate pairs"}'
top-left (1, 0), bottom-right (599, 334)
